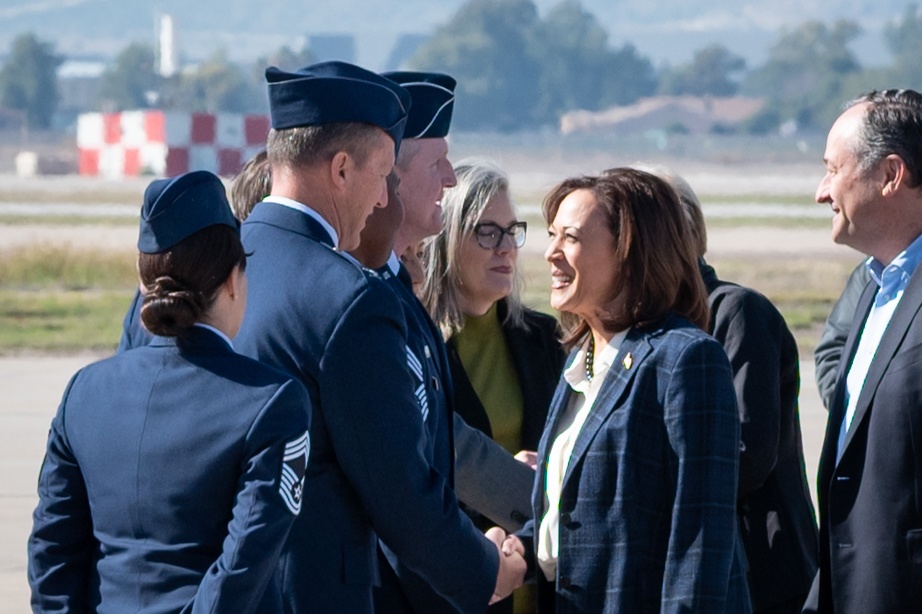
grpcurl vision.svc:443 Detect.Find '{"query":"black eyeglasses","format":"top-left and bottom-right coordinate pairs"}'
top-left (472, 221), bottom-right (527, 250)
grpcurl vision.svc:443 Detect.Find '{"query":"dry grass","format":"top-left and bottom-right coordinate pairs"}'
top-left (0, 245), bottom-right (136, 289)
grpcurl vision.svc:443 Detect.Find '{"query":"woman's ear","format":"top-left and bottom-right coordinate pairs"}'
top-left (224, 264), bottom-right (243, 301)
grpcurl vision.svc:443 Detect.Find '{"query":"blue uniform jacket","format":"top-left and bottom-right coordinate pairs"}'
top-left (117, 286), bottom-right (152, 352)
top-left (234, 201), bottom-right (498, 614)
top-left (28, 326), bottom-right (311, 613)
top-left (518, 315), bottom-right (751, 613)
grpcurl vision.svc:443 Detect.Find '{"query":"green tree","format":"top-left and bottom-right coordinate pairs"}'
top-left (164, 49), bottom-right (263, 113)
top-left (883, 4), bottom-right (922, 89)
top-left (529, 1), bottom-right (612, 121)
top-left (598, 44), bottom-right (657, 107)
top-left (98, 43), bottom-right (161, 111)
top-left (658, 44), bottom-right (746, 97)
top-left (742, 20), bottom-right (861, 132)
top-left (262, 45), bottom-right (317, 72)
top-left (0, 33), bottom-right (62, 128)
top-left (529, 1), bottom-right (654, 121)
top-left (249, 44), bottom-right (317, 101)
top-left (410, 0), bottom-right (542, 131)
top-left (410, 0), bottom-right (654, 131)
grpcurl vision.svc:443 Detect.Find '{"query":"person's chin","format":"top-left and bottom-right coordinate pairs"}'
top-left (549, 292), bottom-right (569, 313)
top-left (339, 232), bottom-right (360, 252)
top-left (427, 217), bottom-right (444, 237)
top-left (830, 222), bottom-right (848, 246)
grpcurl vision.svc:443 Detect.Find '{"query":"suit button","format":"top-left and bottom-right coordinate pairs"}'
top-left (510, 511), bottom-right (528, 525)
top-left (559, 576), bottom-right (572, 589)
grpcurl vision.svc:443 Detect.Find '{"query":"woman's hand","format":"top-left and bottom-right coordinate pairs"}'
top-left (514, 450), bottom-right (537, 469)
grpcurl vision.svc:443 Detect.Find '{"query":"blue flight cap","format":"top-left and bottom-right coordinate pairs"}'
top-left (382, 71), bottom-right (456, 139)
top-left (137, 170), bottom-right (238, 254)
top-left (266, 61), bottom-right (411, 150)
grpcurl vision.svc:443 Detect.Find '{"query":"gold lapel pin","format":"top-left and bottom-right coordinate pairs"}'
top-left (622, 353), bottom-right (633, 370)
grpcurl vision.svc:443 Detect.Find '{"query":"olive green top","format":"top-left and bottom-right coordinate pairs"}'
top-left (453, 303), bottom-right (524, 453)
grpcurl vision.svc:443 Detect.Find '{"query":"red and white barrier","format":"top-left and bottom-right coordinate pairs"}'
top-left (77, 110), bottom-right (269, 178)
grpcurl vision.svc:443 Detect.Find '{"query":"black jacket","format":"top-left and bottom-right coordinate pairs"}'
top-left (702, 261), bottom-right (819, 612)
top-left (447, 300), bottom-right (565, 452)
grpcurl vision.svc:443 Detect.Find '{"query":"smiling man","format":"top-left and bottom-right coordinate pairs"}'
top-left (352, 70), bottom-right (529, 613)
top-left (385, 71), bottom-right (459, 257)
top-left (806, 89), bottom-right (922, 614)
top-left (234, 61), bottom-right (518, 613)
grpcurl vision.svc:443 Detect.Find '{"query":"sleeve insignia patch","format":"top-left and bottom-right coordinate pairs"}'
top-left (280, 430), bottom-right (309, 515)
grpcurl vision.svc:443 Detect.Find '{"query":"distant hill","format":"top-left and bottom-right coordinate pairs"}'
top-left (0, 0), bottom-right (914, 69)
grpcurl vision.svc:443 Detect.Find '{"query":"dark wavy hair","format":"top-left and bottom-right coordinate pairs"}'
top-left (847, 89), bottom-right (922, 186)
top-left (139, 225), bottom-right (246, 337)
top-left (543, 168), bottom-right (709, 349)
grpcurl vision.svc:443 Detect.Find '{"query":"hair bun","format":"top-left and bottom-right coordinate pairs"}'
top-left (140, 275), bottom-right (205, 336)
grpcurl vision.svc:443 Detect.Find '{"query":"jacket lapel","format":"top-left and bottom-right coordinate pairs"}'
top-left (819, 280), bottom-right (875, 486)
top-left (533, 363), bottom-right (575, 516)
top-left (559, 330), bottom-right (652, 493)
top-left (839, 267), bottom-right (922, 457)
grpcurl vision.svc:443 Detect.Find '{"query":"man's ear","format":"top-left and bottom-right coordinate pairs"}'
top-left (881, 154), bottom-right (908, 197)
top-left (329, 151), bottom-right (351, 191)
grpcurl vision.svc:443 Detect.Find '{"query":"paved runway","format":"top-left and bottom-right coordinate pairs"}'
top-left (1, 353), bottom-right (829, 611)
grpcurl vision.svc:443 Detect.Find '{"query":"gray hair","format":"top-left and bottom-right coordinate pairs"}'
top-left (845, 89), bottom-right (922, 186)
top-left (635, 165), bottom-right (708, 258)
top-left (420, 158), bottom-right (524, 336)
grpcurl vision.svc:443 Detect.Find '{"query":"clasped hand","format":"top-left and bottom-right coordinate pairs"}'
top-left (485, 527), bottom-right (526, 604)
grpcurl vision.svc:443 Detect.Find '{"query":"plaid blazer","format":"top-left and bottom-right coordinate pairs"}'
top-left (523, 314), bottom-right (752, 613)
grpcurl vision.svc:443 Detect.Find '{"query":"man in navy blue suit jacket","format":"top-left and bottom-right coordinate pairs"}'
top-left (234, 61), bottom-right (524, 613)
top-left (806, 89), bottom-right (922, 613)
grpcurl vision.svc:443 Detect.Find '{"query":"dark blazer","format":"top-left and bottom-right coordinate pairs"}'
top-left (804, 264), bottom-right (922, 613)
top-left (28, 326), bottom-right (311, 613)
top-left (813, 263), bottom-right (871, 411)
top-left (519, 315), bottom-right (751, 613)
top-left (702, 261), bottom-right (818, 612)
top-left (447, 300), bottom-right (565, 452)
top-left (234, 201), bottom-right (498, 614)
top-left (453, 410), bottom-right (536, 533)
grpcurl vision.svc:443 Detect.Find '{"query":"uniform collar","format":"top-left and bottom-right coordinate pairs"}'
top-left (264, 195), bottom-right (339, 248)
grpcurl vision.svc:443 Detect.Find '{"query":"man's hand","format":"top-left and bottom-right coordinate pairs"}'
top-left (485, 527), bottom-right (526, 604)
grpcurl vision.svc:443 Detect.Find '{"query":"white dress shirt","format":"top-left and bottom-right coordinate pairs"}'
top-left (537, 329), bottom-right (628, 580)
top-left (838, 234), bottom-right (922, 462)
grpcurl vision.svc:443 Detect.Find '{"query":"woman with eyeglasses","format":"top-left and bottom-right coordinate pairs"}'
top-left (421, 157), bottom-right (565, 489)
top-left (421, 158), bottom-right (564, 613)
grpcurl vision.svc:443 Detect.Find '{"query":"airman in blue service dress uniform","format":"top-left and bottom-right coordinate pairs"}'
top-left (28, 171), bottom-right (311, 613)
top-left (234, 62), bottom-right (523, 613)
top-left (360, 72), bottom-right (532, 613)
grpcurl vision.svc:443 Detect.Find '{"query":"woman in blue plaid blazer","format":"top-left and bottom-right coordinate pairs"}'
top-left (506, 168), bottom-right (751, 613)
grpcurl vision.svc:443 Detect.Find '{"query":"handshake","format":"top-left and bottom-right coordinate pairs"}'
top-left (485, 527), bottom-right (527, 604)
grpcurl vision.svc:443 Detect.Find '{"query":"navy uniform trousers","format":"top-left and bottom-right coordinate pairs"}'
top-left (28, 326), bottom-right (311, 613)
top-left (234, 201), bottom-right (497, 614)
